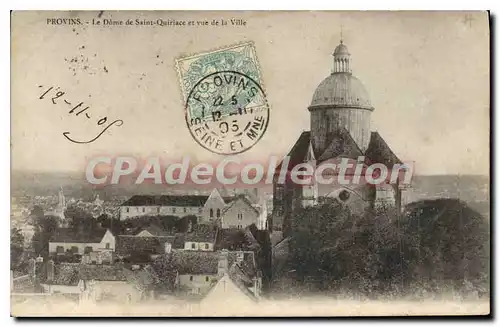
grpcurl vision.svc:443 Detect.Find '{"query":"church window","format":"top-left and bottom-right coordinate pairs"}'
top-left (189, 276), bottom-right (193, 281)
top-left (210, 209), bottom-right (214, 218)
top-left (339, 190), bottom-right (350, 202)
top-left (191, 243), bottom-right (196, 249)
top-left (205, 276), bottom-right (210, 282)
top-left (125, 207), bottom-right (129, 213)
top-left (84, 246), bottom-right (92, 254)
top-left (56, 246), bottom-right (64, 254)
top-left (184, 207), bottom-right (187, 213)
top-left (198, 207), bottom-right (203, 214)
top-left (216, 208), bottom-right (221, 217)
top-left (172, 207), bottom-right (176, 213)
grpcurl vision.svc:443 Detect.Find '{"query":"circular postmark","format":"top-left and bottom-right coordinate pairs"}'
top-left (185, 70), bottom-right (269, 155)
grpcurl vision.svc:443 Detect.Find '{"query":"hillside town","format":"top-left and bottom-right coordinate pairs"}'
top-left (11, 187), bottom-right (275, 307)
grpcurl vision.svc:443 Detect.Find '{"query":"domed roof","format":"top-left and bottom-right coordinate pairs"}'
top-left (333, 42), bottom-right (349, 56)
top-left (309, 73), bottom-right (373, 109)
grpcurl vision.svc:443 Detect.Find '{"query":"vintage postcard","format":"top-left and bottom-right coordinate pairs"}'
top-left (10, 11), bottom-right (490, 317)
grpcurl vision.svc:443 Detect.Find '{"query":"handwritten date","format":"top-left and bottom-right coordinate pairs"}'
top-left (38, 85), bottom-right (123, 144)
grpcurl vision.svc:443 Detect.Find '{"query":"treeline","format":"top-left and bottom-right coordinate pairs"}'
top-left (286, 198), bottom-right (489, 299)
top-left (65, 205), bottom-right (198, 235)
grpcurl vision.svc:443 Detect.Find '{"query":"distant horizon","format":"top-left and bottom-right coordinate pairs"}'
top-left (10, 168), bottom-right (490, 178)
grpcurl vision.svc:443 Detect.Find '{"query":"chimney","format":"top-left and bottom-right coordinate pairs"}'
top-left (217, 250), bottom-right (229, 276)
top-left (164, 242), bottom-right (172, 254)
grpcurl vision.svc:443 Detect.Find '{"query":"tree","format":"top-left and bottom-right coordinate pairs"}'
top-left (402, 199), bottom-right (490, 297)
top-left (29, 205), bottom-right (44, 222)
top-left (65, 205), bottom-right (97, 231)
top-left (11, 228), bottom-right (25, 270)
top-left (151, 254), bottom-right (177, 293)
top-left (175, 215), bottom-right (197, 233)
top-left (31, 215), bottom-right (60, 258)
top-left (285, 198), bottom-right (490, 298)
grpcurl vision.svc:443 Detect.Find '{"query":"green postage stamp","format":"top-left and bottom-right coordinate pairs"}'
top-left (175, 42), bottom-right (270, 155)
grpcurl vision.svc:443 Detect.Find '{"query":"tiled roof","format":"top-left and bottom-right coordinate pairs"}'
top-left (365, 132), bottom-right (402, 168)
top-left (78, 264), bottom-right (128, 282)
top-left (50, 263), bottom-right (145, 286)
top-left (227, 262), bottom-right (258, 301)
top-left (51, 263), bottom-right (80, 286)
top-left (184, 224), bottom-right (218, 243)
top-left (116, 234), bottom-right (184, 256)
top-left (318, 128), bottom-right (364, 162)
top-left (227, 251), bottom-right (257, 278)
top-left (170, 250), bottom-right (220, 275)
top-left (141, 224), bottom-right (171, 237)
top-left (50, 228), bottom-right (109, 243)
top-left (121, 195), bottom-right (209, 207)
top-left (277, 130), bottom-right (402, 174)
top-left (276, 131), bottom-right (311, 171)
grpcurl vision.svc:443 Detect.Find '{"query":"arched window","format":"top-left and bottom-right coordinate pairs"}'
top-left (216, 208), bottom-right (221, 218)
top-left (210, 208), bottom-right (214, 218)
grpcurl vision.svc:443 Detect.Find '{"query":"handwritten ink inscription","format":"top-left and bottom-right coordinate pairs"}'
top-left (38, 85), bottom-right (123, 144)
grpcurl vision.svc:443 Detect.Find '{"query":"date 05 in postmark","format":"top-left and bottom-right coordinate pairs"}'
top-left (176, 42), bottom-right (269, 155)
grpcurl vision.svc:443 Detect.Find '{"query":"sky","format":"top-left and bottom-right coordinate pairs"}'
top-left (11, 11), bottom-right (490, 175)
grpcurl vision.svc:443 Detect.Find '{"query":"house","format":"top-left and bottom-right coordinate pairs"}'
top-left (81, 250), bottom-right (114, 265)
top-left (116, 233), bottom-right (185, 261)
top-left (200, 268), bottom-right (258, 309)
top-left (41, 263), bottom-right (142, 303)
top-left (135, 224), bottom-right (172, 237)
top-left (119, 190), bottom-right (234, 222)
top-left (49, 228), bottom-right (115, 255)
top-left (202, 188), bottom-right (231, 224)
top-left (120, 195), bottom-right (206, 220)
top-left (78, 264), bottom-right (142, 303)
top-left (170, 250), bottom-right (220, 295)
top-left (200, 251), bottom-right (261, 309)
top-left (183, 224), bottom-right (218, 251)
top-left (221, 195), bottom-right (261, 230)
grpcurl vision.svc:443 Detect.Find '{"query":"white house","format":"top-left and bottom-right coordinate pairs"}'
top-left (170, 250), bottom-right (220, 295)
top-left (183, 224), bottom-right (218, 251)
top-left (119, 190), bottom-right (234, 222)
top-left (200, 252), bottom-right (261, 309)
top-left (119, 195), bottom-right (207, 220)
top-left (49, 228), bottom-right (115, 255)
top-left (200, 273), bottom-right (258, 310)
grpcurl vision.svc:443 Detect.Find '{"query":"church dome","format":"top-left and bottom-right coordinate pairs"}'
top-left (309, 72), bottom-right (373, 110)
top-left (333, 42), bottom-right (349, 56)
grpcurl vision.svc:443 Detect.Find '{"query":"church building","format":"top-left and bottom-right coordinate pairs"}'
top-left (272, 39), bottom-right (405, 237)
